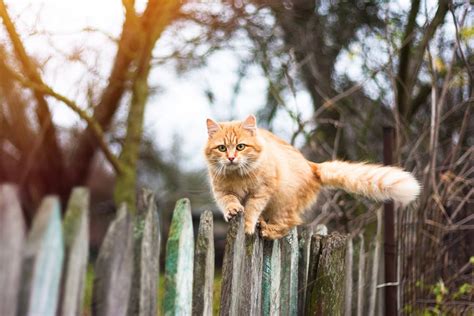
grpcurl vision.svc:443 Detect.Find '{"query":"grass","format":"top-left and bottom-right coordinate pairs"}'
top-left (82, 264), bottom-right (94, 316)
top-left (213, 271), bottom-right (222, 315)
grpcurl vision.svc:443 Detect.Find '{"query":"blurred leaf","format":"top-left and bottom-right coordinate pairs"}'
top-left (460, 26), bottom-right (474, 40)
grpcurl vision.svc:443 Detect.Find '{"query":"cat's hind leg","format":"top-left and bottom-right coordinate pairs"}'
top-left (258, 215), bottom-right (302, 240)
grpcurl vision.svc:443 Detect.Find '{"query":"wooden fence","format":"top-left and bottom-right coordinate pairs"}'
top-left (0, 183), bottom-right (348, 316)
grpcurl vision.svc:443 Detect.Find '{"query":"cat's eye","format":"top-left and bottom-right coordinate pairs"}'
top-left (236, 143), bottom-right (246, 151)
top-left (217, 145), bottom-right (227, 152)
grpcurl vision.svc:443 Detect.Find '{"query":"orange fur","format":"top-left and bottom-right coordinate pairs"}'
top-left (204, 115), bottom-right (420, 239)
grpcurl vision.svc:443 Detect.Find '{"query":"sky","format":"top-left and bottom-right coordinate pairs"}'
top-left (1, 0), bottom-right (444, 170)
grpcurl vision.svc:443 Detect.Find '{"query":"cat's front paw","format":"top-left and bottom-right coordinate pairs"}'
top-left (244, 220), bottom-right (256, 235)
top-left (223, 203), bottom-right (244, 221)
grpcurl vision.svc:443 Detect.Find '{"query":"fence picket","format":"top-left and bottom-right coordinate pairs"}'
top-left (305, 232), bottom-right (347, 315)
top-left (262, 239), bottom-right (281, 316)
top-left (219, 213), bottom-right (245, 316)
top-left (0, 180), bottom-right (364, 315)
top-left (356, 234), bottom-right (366, 316)
top-left (193, 210), bottom-right (214, 316)
top-left (238, 230), bottom-right (264, 315)
top-left (304, 234), bottom-right (322, 316)
top-left (128, 189), bottom-right (161, 316)
top-left (18, 196), bottom-right (64, 316)
top-left (297, 227), bottom-right (313, 315)
top-left (280, 227), bottom-right (299, 315)
top-left (0, 185), bottom-right (26, 316)
top-left (163, 198), bottom-right (194, 316)
top-left (345, 237), bottom-right (354, 316)
top-left (59, 187), bottom-right (90, 316)
top-left (92, 204), bottom-right (134, 316)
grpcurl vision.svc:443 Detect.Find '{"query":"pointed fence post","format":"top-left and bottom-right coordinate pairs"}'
top-left (128, 189), bottom-right (161, 316)
top-left (59, 187), bottom-right (90, 316)
top-left (219, 213), bottom-right (245, 316)
top-left (0, 185), bottom-right (26, 316)
top-left (193, 210), bottom-right (215, 316)
top-left (18, 196), bottom-right (64, 316)
top-left (92, 204), bottom-right (134, 316)
top-left (262, 239), bottom-right (281, 316)
top-left (280, 227), bottom-right (299, 315)
top-left (163, 198), bottom-right (194, 316)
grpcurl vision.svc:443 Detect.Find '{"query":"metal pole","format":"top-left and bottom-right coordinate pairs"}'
top-left (383, 126), bottom-right (397, 316)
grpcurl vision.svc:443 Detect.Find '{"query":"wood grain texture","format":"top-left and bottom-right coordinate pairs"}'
top-left (0, 184), bottom-right (26, 316)
top-left (305, 233), bottom-right (347, 316)
top-left (238, 229), bottom-right (264, 315)
top-left (219, 213), bottom-right (245, 316)
top-left (280, 227), bottom-right (299, 315)
top-left (297, 227), bottom-right (313, 315)
top-left (128, 189), bottom-right (161, 316)
top-left (18, 196), bottom-right (64, 316)
top-left (163, 198), bottom-right (194, 316)
top-left (92, 204), bottom-right (134, 316)
top-left (262, 239), bottom-right (281, 316)
top-left (305, 235), bottom-right (322, 316)
top-left (192, 210), bottom-right (214, 316)
top-left (344, 237), bottom-right (354, 316)
top-left (59, 187), bottom-right (90, 316)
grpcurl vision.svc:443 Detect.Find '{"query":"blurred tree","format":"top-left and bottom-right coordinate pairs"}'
top-left (0, 0), bottom-right (182, 214)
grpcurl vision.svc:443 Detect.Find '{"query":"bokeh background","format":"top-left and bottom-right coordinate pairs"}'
top-left (0, 0), bottom-right (472, 313)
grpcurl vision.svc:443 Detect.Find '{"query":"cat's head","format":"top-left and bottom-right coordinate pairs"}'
top-left (204, 115), bottom-right (263, 175)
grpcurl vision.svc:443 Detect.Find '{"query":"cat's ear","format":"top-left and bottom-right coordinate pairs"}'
top-left (206, 118), bottom-right (220, 138)
top-left (242, 115), bottom-right (257, 135)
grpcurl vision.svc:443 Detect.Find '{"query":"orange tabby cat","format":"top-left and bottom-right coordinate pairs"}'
top-left (204, 115), bottom-right (420, 239)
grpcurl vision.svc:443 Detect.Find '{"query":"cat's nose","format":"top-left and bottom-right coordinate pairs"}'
top-left (228, 157), bottom-right (235, 162)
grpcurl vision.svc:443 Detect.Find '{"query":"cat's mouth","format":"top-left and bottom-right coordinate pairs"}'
top-left (226, 162), bottom-right (240, 169)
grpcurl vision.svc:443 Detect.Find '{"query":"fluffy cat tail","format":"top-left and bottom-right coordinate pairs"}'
top-left (312, 161), bottom-right (421, 206)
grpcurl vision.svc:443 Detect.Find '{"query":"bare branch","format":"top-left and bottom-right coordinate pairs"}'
top-left (0, 0), bottom-right (66, 191)
top-left (396, 0), bottom-right (421, 117)
top-left (2, 63), bottom-right (123, 174)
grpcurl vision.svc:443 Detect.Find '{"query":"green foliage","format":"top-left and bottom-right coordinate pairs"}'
top-left (410, 271), bottom-right (474, 315)
top-left (460, 26), bottom-right (474, 40)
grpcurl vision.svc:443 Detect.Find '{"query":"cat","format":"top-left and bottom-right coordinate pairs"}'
top-left (204, 115), bottom-right (420, 239)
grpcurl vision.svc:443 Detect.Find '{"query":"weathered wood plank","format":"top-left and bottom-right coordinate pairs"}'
top-left (192, 210), bottom-right (214, 316)
top-left (59, 187), bottom-right (90, 316)
top-left (345, 237), bottom-right (354, 316)
top-left (262, 239), bottom-right (281, 316)
top-left (0, 184), bottom-right (26, 316)
top-left (219, 213), bottom-right (245, 316)
top-left (297, 227), bottom-right (313, 315)
top-left (128, 189), bottom-right (161, 316)
top-left (368, 208), bottom-right (383, 316)
top-left (92, 204), bottom-right (134, 316)
top-left (280, 227), bottom-right (299, 315)
top-left (356, 234), bottom-right (366, 316)
top-left (238, 229), bottom-right (264, 315)
top-left (305, 235), bottom-right (322, 316)
top-left (163, 198), bottom-right (194, 316)
top-left (18, 196), bottom-right (64, 316)
top-left (305, 232), bottom-right (347, 316)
